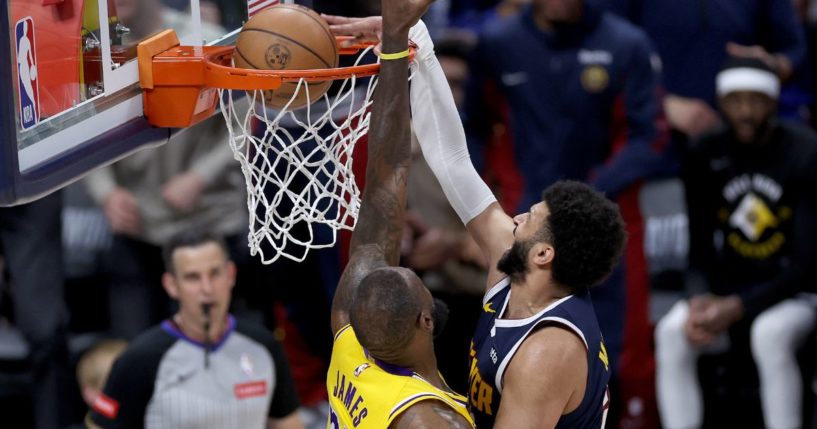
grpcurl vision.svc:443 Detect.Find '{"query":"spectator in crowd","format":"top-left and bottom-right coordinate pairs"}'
top-left (90, 231), bottom-right (305, 428)
top-left (84, 114), bottom-right (249, 338)
top-left (464, 0), bottom-right (671, 423)
top-left (75, 339), bottom-right (127, 428)
top-left (655, 57), bottom-right (817, 429)
top-left (0, 193), bottom-right (68, 429)
top-left (608, 0), bottom-right (807, 139)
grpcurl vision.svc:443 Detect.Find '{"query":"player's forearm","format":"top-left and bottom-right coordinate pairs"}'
top-left (349, 27), bottom-right (411, 264)
top-left (408, 22), bottom-right (496, 225)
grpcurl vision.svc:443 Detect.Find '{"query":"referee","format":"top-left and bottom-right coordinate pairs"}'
top-left (89, 231), bottom-right (304, 429)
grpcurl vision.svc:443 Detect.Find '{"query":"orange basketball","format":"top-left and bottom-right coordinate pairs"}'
top-left (233, 4), bottom-right (338, 110)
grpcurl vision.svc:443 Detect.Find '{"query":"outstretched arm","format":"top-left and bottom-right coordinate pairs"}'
top-left (325, 18), bottom-right (515, 290)
top-left (330, 0), bottom-right (432, 336)
top-left (407, 22), bottom-right (515, 289)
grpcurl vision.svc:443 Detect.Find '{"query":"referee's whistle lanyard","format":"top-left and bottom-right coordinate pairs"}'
top-left (202, 303), bottom-right (213, 369)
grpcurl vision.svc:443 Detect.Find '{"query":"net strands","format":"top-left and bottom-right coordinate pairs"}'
top-left (218, 47), bottom-right (379, 263)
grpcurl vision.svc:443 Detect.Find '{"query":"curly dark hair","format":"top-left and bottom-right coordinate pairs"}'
top-left (541, 181), bottom-right (626, 293)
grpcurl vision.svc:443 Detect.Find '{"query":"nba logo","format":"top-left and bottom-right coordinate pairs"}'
top-left (15, 17), bottom-right (39, 130)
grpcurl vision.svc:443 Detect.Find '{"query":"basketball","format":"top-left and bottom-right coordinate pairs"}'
top-left (233, 4), bottom-right (338, 110)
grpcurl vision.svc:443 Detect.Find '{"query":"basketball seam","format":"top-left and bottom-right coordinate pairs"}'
top-left (240, 28), bottom-right (333, 68)
top-left (234, 46), bottom-right (263, 70)
top-left (274, 4), bottom-right (338, 60)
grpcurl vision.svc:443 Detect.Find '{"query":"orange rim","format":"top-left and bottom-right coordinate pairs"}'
top-left (201, 37), bottom-right (414, 90)
top-left (138, 31), bottom-right (407, 128)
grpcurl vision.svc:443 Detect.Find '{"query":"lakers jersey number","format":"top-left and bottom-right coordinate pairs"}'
top-left (327, 325), bottom-right (475, 429)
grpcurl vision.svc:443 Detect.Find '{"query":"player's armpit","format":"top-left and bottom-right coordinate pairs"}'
top-left (494, 325), bottom-right (587, 429)
top-left (465, 202), bottom-right (515, 289)
top-left (389, 401), bottom-right (473, 429)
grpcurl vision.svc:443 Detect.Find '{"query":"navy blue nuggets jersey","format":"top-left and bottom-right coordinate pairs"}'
top-left (468, 278), bottom-right (610, 428)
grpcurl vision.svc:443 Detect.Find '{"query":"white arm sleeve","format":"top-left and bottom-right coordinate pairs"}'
top-left (408, 21), bottom-right (497, 225)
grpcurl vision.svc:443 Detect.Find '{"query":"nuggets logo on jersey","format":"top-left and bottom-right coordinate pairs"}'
top-left (580, 65), bottom-right (609, 94)
top-left (720, 173), bottom-right (789, 259)
top-left (15, 16), bottom-right (39, 130)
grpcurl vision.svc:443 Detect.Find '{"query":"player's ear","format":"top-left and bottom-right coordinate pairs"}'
top-left (418, 310), bottom-right (433, 334)
top-left (162, 272), bottom-right (179, 299)
top-left (531, 243), bottom-right (555, 267)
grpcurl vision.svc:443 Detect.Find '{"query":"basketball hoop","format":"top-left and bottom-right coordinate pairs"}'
top-left (138, 29), bottom-right (411, 263)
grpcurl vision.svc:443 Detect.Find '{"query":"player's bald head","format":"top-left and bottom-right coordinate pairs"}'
top-left (349, 267), bottom-right (427, 360)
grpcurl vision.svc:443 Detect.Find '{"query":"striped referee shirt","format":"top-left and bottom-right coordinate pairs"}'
top-left (90, 316), bottom-right (299, 429)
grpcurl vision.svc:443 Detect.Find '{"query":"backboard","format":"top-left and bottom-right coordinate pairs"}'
top-left (1, 0), bottom-right (290, 206)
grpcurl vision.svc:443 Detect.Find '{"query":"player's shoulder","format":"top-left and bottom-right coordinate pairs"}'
top-left (527, 325), bottom-right (586, 355)
top-left (389, 400), bottom-right (473, 429)
top-left (508, 325), bottom-right (586, 380)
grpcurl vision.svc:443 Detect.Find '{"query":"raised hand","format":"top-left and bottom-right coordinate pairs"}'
top-left (382, 0), bottom-right (434, 37)
top-left (322, 15), bottom-right (382, 48)
top-left (331, 0), bottom-right (431, 334)
top-left (323, 0), bottom-right (434, 47)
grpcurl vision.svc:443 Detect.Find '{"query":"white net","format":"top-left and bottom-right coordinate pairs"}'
top-left (218, 48), bottom-right (379, 264)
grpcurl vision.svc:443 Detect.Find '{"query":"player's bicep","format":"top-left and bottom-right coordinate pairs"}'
top-left (465, 202), bottom-right (515, 288)
top-left (494, 327), bottom-right (586, 429)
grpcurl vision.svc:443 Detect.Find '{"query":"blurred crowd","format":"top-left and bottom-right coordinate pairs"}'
top-left (2, 0), bottom-right (817, 428)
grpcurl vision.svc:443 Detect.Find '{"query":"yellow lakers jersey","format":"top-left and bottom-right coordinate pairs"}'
top-left (327, 325), bottom-right (475, 429)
